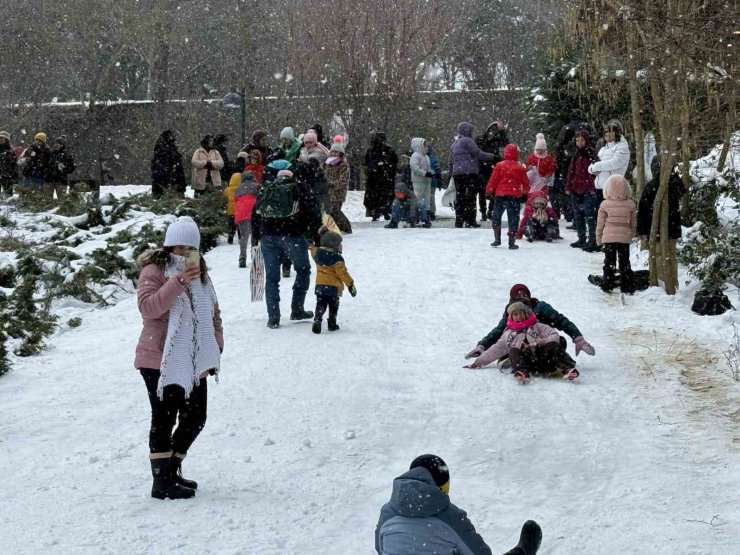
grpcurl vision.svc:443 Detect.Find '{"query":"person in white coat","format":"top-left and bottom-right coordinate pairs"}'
top-left (409, 137), bottom-right (433, 228)
top-left (588, 120), bottom-right (630, 205)
top-left (191, 134), bottom-right (225, 196)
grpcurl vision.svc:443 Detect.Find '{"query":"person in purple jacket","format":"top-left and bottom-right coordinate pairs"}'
top-left (450, 122), bottom-right (497, 228)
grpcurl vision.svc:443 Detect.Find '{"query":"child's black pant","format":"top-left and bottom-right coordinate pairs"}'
top-left (140, 369), bottom-right (207, 455)
top-left (509, 342), bottom-right (575, 375)
top-left (602, 243), bottom-right (634, 293)
top-left (314, 294), bottom-right (340, 322)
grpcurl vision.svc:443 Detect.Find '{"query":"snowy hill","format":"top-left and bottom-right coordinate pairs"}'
top-left (0, 189), bottom-right (739, 554)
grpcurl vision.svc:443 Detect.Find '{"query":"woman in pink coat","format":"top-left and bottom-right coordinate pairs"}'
top-left (595, 175), bottom-right (637, 293)
top-left (135, 216), bottom-right (224, 499)
top-left (465, 302), bottom-right (578, 383)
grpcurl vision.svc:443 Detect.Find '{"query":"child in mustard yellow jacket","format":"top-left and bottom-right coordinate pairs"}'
top-left (224, 171), bottom-right (241, 245)
top-left (311, 226), bottom-right (356, 334)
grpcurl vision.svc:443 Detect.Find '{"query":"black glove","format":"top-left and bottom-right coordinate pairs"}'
top-left (348, 284), bottom-right (357, 297)
top-left (425, 172), bottom-right (434, 178)
top-left (205, 161), bottom-right (213, 170)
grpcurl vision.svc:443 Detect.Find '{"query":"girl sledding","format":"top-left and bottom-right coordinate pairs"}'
top-left (465, 301), bottom-right (579, 383)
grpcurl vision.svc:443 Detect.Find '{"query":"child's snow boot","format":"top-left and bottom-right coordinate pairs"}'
top-left (150, 455), bottom-right (195, 500)
top-left (267, 317), bottom-right (280, 329)
top-left (565, 368), bottom-right (580, 380)
top-left (491, 226), bottom-right (502, 247)
top-left (170, 453), bottom-right (198, 489)
top-left (502, 520), bottom-right (542, 555)
top-left (312, 318), bottom-right (322, 334)
top-left (227, 233), bottom-right (234, 245)
top-left (290, 309), bottom-right (314, 321)
top-left (508, 234), bottom-right (519, 250)
top-left (327, 317), bottom-right (340, 332)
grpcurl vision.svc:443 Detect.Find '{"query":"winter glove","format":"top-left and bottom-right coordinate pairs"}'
top-left (574, 336), bottom-right (595, 356)
top-left (205, 161), bottom-right (213, 170)
top-left (348, 284), bottom-right (357, 297)
top-left (587, 164), bottom-right (596, 174)
top-left (57, 163), bottom-right (65, 171)
top-left (465, 345), bottom-right (485, 359)
top-left (425, 171), bottom-right (435, 178)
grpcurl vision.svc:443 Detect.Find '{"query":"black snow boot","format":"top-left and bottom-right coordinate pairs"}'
top-left (290, 309), bottom-right (314, 321)
top-left (238, 256), bottom-right (246, 268)
top-left (267, 317), bottom-right (280, 329)
top-left (170, 454), bottom-right (198, 490)
top-left (312, 319), bottom-right (322, 334)
top-left (502, 520), bottom-right (542, 555)
top-left (491, 226), bottom-right (502, 247)
top-left (508, 233), bottom-right (519, 250)
top-left (150, 456), bottom-right (195, 500)
top-left (327, 317), bottom-right (340, 332)
top-left (384, 221), bottom-right (398, 229)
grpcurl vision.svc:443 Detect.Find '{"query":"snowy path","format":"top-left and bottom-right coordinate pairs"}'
top-left (1, 194), bottom-right (739, 554)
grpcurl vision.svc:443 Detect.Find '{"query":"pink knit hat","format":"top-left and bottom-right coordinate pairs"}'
top-left (534, 133), bottom-right (547, 155)
top-left (304, 131), bottom-right (318, 144)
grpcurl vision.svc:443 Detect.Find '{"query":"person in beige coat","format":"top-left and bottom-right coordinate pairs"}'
top-left (191, 135), bottom-right (224, 196)
top-left (596, 175), bottom-right (637, 293)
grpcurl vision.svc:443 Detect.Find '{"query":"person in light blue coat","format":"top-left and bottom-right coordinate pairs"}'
top-left (375, 455), bottom-right (542, 555)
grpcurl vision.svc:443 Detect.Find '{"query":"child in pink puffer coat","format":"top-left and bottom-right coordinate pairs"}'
top-left (596, 175), bottom-right (637, 294)
top-left (465, 302), bottom-right (578, 382)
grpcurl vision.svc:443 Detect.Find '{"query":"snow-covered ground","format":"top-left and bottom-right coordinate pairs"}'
top-left (1, 190), bottom-right (739, 554)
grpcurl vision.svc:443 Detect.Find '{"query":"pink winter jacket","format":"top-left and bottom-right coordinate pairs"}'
top-left (134, 262), bottom-right (224, 370)
top-left (596, 175), bottom-right (637, 245)
top-left (473, 322), bottom-right (560, 367)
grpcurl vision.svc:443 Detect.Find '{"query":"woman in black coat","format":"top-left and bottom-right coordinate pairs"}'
top-left (637, 156), bottom-right (685, 241)
top-left (151, 130), bottom-right (187, 197)
top-left (364, 132), bottom-right (398, 221)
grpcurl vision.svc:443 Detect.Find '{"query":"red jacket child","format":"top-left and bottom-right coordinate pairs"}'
top-left (245, 149), bottom-right (264, 184)
top-left (486, 144), bottom-right (529, 199)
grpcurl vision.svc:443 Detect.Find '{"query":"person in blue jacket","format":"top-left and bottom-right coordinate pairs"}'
top-left (376, 454), bottom-right (542, 555)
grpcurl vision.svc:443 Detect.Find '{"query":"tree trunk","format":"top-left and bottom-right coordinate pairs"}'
top-left (627, 30), bottom-right (645, 200)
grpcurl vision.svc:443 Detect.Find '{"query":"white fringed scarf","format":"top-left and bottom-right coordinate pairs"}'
top-left (157, 254), bottom-right (221, 400)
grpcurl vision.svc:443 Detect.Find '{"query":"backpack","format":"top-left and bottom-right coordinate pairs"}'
top-left (254, 177), bottom-right (299, 219)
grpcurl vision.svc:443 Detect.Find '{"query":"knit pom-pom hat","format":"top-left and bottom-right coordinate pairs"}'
top-left (164, 216), bottom-right (201, 250)
top-left (534, 133), bottom-right (547, 155)
top-left (304, 131), bottom-right (318, 144)
top-left (330, 142), bottom-right (345, 154)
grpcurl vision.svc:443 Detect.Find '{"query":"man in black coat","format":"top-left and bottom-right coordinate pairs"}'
top-left (213, 134), bottom-right (232, 183)
top-left (151, 130), bottom-right (187, 197)
top-left (46, 137), bottom-right (76, 199)
top-left (0, 131), bottom-right (17, 196)
top-left (364, 132), bottom-right (398, 221)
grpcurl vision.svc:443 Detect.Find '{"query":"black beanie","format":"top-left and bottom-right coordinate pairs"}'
top-left (410, 454), bottom-right (449, 488)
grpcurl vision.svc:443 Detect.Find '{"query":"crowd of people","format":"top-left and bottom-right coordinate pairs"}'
top-left (1, 111), bottom-right (685, 553)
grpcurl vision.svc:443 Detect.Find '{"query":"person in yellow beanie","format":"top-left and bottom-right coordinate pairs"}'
top-left (34, 132), bottom-right (48, 143)
top-left (18, 132), bottom-right (52, 195)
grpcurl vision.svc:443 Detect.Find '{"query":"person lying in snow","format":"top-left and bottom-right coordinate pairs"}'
top-left (516, 190), bottom-right (559, 242)
top-left (466, 283), bottom-right (595, 361)
top-left (375, 454), bottom-right (542, 555)
top-left (465, 302), bottom-right (579, 382)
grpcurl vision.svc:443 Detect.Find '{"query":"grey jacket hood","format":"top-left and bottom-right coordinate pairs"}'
top-left (457, 122), bottom-right (474, 138)
top-left (389, 467), bottom-right (450, 518)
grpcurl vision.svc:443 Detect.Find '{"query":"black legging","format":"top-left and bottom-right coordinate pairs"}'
top-left (509, 342), bottom-right (575, 375)
top-left (141, 369), bottom-right (208, 455)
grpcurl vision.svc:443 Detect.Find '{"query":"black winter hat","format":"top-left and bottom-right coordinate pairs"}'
top-left (410, 454), bottom-right (449, 488)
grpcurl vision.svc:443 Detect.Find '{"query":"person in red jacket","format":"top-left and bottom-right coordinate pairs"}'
top-left (524, 133), bottom-right (555, 198)
top-left (486, 144), bottom-right (529, 250)
top-left (565, 129), bottom-right (599, 251)
top-left (517, 190), bottom-right (559, 242)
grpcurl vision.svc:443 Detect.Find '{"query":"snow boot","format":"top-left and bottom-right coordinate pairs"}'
top-left (327, 317), bottom-right (340, 332)
top-left (491, 226), bottom-right (502, 247)
top-left (422, 221), bottom-right (432, 228)
top-left (238, 256), bottom-right (246, 268)
top-left (150, 455), bottom-right (195, 500)
top-left (227, 233), bottom-right (234, 245)
top-left (565, 368), bottom-right (580, 380)
top-left (170, 453), bottom-right (198, 490)
top-left (267, 317), bottom-right (280, 329)
top-left (508, 234), bottom-right (519, 250)
top-left (513, 369), bottom-right (531, 384)
top-left (312, 319), bottom-right (322, 334)
top-left (290, 309), bottom-right (314, 321)
top-left (570, 238), bottom-right (585, 248)
top-left (502, 520), bottom-right (542, 555)
top-left (384, 222), bottom-right (398, 229)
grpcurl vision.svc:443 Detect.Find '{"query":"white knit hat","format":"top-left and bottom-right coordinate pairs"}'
top-left (534, 133), bottom-right (547, 151)
top-left (164, 216), bottom-right (201, 250)
top-left (280, 127), bottom-right (294, 141)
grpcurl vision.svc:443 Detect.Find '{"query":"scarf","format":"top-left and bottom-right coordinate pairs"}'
top-left (158, 254), bottom-right (221, 400)
top-left (507, 313), bottom-right (537, 331)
